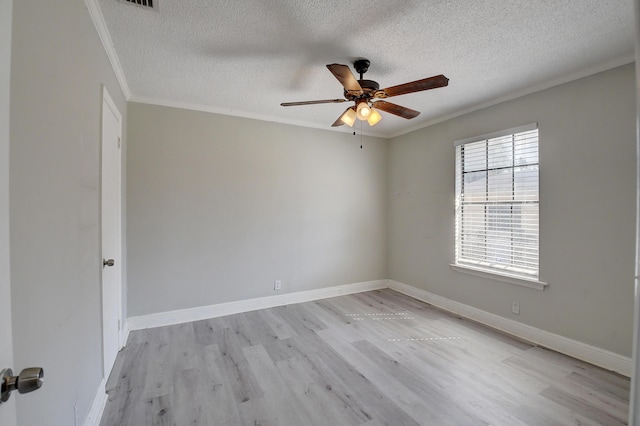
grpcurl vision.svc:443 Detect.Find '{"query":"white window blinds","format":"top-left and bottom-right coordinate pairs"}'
top-left (454, 124), bottom-right (539, 279)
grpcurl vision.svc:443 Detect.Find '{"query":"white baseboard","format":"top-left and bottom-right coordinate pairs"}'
top-left (388, 280), bottom-right (632, 377)
top-left (123, 278), bottom-right (631, 377)
top-left (120, 323), bottom-right (130, 349)
top-left (84, 378), bottom-right (108, 426)
top-left (127, 280), bottom-right (388, 331)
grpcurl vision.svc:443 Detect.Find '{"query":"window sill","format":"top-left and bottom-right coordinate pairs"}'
top-left (450, 263), bottom-right (548, 291)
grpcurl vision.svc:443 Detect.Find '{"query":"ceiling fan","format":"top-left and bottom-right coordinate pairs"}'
top-left (281, 59), bottom-right (449, 127)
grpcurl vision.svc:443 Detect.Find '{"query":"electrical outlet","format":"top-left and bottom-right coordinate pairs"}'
top-left (274, 280), bottom-right (281, 291)
top-left (511, 301), bottom-right (520, 315)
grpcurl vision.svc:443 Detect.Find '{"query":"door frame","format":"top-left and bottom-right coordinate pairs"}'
top-left (0, 0), bottom-right (16, 423)
top-left (630, 0), bottom-right (640, 422)
top-left (100, 85), bottom-right (123, 378)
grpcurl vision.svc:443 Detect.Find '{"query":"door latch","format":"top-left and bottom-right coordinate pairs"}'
top-left (103, 258), bottom-right (115, 267)
top-left (0, 367), bottom-right (44, 403)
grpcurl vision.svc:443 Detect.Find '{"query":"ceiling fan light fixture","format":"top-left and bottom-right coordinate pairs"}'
top-left (340, 107), bottom-right (357, 127)
top-left (367, 108), bottom-right (382, 126)
top-left (356, 101), bottom-right (371, 120)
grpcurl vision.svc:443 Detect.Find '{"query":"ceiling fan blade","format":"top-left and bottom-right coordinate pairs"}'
top-left (326, 64), bottom-right (363, 96)
top-left (281, 98), bottom-right (347, 107)
top-left (376, 74), bottom-right (449, 98)
top-left (373, 100), bottom-right (420, 119)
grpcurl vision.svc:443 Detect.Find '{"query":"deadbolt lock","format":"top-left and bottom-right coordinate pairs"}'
top-left (0, 367), bottom-right (44, 403)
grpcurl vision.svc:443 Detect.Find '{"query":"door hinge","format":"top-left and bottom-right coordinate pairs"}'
top-left (117, 137), bottom-right (121, 149)
top-left (118, 319), bottom-right (121, 330)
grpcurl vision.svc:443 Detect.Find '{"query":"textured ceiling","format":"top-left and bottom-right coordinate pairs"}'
top-left (96, 0), bottom-right (635, 138)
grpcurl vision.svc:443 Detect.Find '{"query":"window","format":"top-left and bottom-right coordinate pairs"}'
top-left (454, 124), bottom-right (539, 280)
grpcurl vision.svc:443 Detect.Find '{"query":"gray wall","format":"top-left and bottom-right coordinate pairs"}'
top-left (9, 1), bottom-right (127, 425)
top-left (388, 64), bottom-right (636, 356)
top-left (127, 103), bottom-right (388, 316)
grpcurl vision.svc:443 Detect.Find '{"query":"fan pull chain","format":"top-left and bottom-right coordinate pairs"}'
top-left (351, 121), bottom-right (363, 149)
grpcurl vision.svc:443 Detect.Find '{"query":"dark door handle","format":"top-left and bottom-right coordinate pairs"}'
top-left (103, 258), bottom-right (115, 267)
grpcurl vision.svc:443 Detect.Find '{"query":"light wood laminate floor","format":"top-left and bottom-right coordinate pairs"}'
top-left (100, 289), bottom-right (630, 425)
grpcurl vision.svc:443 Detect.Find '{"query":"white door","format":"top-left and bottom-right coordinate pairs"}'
top-left (0, 0), bottom-right (16, 423)
top-left (101, 87), bottom-right (123, 379)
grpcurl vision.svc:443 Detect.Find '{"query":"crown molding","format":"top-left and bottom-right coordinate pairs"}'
top-left (128, 95), bottom-right (388, 139)
top-left (388, 55), bottom-right (636, 139)
top-left (84, 0), bottom-right (131, 99)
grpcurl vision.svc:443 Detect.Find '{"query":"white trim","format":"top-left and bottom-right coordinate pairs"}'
top-left (630, 1), bottom-right (640, 421)
top-left (102, 85), bottom-right (122, 123)
top-left (128, 97), bottom-right (383, 138)
top-left (84, 0), bottom-right (131, 99)
top-left (450, 264), bottom-right (548, 291)
top-left (83, 378), bottom-right (108, 426)
top-left (102, 86), bottom-right (128, 352)
top-left (127, 280), bottom-right (388, 330)
top-left (388, 280), bottom-right (632, 377)
top-left (101, 85), bottom-right (124, 381)
top-left (120, 321), bottom-right (130, 349)
top-left (454, 122), bottom-right (538, 146)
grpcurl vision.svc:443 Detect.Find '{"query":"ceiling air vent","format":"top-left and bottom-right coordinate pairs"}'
top-left (119, 0), bottom-right (157, 10)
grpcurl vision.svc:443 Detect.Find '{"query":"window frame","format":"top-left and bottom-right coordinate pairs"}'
top-left (452, 123), bottom-right (547, 290)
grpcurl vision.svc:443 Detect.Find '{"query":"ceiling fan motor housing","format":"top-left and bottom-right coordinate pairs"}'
top-left (345, 79), bottom-right (379, 101)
